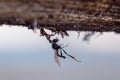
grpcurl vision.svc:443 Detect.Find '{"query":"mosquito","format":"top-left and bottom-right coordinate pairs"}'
top-left (40, 28), bottom-right (81, 66)
top-left (51, 38), bottom-right (81, 66)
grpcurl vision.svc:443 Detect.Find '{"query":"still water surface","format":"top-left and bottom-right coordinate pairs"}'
top-left (0, 25), bottom-right (120, 80)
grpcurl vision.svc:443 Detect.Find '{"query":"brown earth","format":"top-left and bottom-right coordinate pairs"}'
top-left (0, 0), bottom-right (120, 33)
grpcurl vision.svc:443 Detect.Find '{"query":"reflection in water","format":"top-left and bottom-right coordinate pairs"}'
top-left (40, 28), bottom-right (81, 66)
top-left (77, 31), bottom-right (81, 39)
top-left (0, 25), bottom-right (120, 80)
top-left (46, 27), bottom-right (69, 38)
top-left (83, 32), bottom-right (103, 42)
top-left (32, 26), bottom-right (117, 66)
top-left (83, 32), bottom-right (95, 41)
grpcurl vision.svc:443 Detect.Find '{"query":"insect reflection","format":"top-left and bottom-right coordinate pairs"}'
top-left (40, 28), bottom-right (81, 66)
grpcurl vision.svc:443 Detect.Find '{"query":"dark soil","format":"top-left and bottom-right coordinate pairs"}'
top-left (0, 0), bottom-right (120, 33)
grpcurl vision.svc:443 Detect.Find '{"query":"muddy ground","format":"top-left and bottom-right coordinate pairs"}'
top-left (0, 0), bottom-right (120, 32)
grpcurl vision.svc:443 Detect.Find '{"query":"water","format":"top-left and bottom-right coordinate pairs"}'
top-left (0, 25), bottom-right (120, 80)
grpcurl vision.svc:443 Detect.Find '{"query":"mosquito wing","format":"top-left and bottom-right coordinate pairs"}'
top-left (54, 50), bottom-right (61, 67)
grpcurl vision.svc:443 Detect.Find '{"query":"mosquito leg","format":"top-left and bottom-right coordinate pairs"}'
top-left (60, 49), bottom-right (66, 59)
